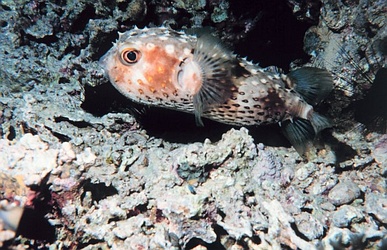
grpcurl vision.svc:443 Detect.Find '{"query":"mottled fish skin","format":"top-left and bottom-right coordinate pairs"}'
top-left (202, 67), bottom-right (311, 126)
top-left (100, 26), bottom-right (333, 152)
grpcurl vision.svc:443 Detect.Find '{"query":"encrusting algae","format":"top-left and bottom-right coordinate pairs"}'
top-left (100, 26), bottom-right (334, 155)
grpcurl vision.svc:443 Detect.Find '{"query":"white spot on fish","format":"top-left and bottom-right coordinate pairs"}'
top-left (183, 48), bottom-right (191, 55)
top-left (147, 43), bottom-right (155, 50)
top-left (260, 78), bottom-right (268, 84)
top-left (165, 44), bottom-right (175, 54)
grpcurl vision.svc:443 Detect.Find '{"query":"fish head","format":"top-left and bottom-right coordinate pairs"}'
top-left (99, 27), bottom-right (203, 102)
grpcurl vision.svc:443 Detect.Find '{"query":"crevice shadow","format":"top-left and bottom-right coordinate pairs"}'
top-left (321, 130), bottom-right (358, 166)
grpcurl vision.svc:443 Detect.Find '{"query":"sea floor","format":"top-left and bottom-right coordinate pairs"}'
top-left (0, 0), bottom-right (386, 249)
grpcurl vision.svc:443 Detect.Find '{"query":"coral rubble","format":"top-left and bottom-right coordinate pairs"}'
top-left (0, 0), bottom-right (386, 249)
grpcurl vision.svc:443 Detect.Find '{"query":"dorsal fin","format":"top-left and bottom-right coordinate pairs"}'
top-left (286, 67), bottom-right (333, 106)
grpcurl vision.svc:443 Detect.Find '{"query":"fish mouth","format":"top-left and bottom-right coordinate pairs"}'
top-left (98, 51), bottom-right (111, 77)
top-left (98, 53), bottom-right (107, 69)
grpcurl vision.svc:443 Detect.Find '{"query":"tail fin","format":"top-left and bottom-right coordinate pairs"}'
top-left (286, 67), bottom-right (333, 106)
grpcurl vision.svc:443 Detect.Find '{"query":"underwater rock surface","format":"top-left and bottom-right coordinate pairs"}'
top-left (0, 0), bottom-right (386, 249)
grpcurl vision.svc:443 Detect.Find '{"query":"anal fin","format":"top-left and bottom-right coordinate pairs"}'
top-left (282, 111), bottom-right (332, 157)
top-left (308, 111), bottom-right (332, 134)
top-left (281, 118), bottom-right (315, 156)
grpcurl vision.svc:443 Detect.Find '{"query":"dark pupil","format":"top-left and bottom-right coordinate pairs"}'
top-left (127, 51), bottom-right (137, 61)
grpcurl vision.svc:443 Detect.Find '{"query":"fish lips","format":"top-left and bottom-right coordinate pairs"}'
top-left (98, 49), bottom-right (115, 78)
top-left (98, 55), bottom-right (108, 77)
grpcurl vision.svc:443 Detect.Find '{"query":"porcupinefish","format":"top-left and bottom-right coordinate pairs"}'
top-left (99, 26), bottom-right (333, 154)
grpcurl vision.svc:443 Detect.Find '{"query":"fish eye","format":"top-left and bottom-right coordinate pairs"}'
top-left (120, 48), bottom-right (141, 65)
